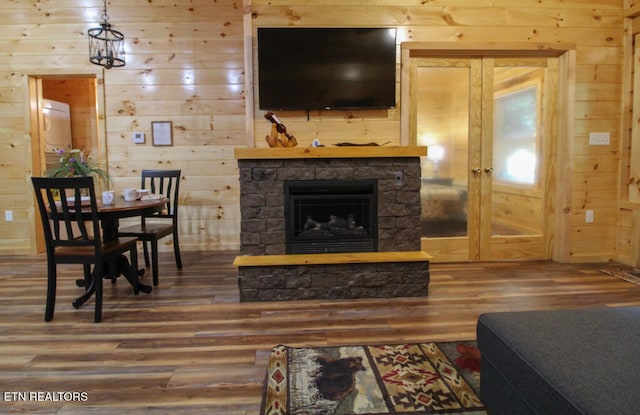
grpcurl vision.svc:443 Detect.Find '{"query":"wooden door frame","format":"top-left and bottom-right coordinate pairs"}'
top-left (27, 71), bottom-right (105, 253)
top-left (400, 42), bottom-right (576, 262)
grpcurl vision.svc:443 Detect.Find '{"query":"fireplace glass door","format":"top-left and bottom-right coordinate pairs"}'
top-left (285, 180), bottom-right (378, 254)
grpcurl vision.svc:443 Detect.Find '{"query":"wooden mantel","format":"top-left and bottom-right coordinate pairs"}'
top-left (234, 146), bottom-right (427, 160)
top-left (233, 251), bottom-right (432, 267)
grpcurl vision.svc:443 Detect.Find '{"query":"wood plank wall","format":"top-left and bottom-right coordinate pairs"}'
top-left (0, 0), bottom-right (631, 264)
top-left (249, 0), bottom-right (625, 263)
top-left (616, 2), bottom-right (640, 265)
top-left (0, 0), bottom-right (246, 254)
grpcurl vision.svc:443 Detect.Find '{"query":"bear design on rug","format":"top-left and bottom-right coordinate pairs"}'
top-left (314, 355), bottom-right (365, 401)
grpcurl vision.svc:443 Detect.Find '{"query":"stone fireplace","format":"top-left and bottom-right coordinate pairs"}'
top-left (234, 146), bottom-right (430, 302)
top-left (237, 149), bottom-right (423, 255)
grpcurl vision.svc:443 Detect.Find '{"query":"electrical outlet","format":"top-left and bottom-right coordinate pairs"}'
top-left (585, 209), bottom-right (594, 223)
top-left (394, 171), bottom-right (403, 186)
top-left (5, 210), bottom-right (13, 222)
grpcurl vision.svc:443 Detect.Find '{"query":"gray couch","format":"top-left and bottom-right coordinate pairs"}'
top-left (477, 307), bottom-right (640, 415)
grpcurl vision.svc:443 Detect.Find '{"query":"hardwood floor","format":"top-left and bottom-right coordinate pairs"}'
top-left (1, 251), bottom-right (639, 414)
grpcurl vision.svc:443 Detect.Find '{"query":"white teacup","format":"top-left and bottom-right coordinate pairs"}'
top-left (102, 190), bottom-right (115, 206)
top-left (123, 188), bottom-right (139, 202)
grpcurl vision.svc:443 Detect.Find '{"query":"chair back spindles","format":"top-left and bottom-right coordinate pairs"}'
top-left (33, 177), bottom-right (100, 250)
top-left (118, 169), bottom-right (182, 286)
top-left (141, 170), bottom-right (180, 219)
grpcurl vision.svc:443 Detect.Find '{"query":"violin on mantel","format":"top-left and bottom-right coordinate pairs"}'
top-left (264, 112), bottom-right (298, 147)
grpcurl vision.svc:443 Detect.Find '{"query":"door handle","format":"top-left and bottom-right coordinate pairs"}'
top-left (472, 167), bottom-right (481, 174)
top-left (484, 167), bottom-right (494, 173)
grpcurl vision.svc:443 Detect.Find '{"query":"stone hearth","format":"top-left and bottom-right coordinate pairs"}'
top-left (234, 146), bottom-right (430, 301)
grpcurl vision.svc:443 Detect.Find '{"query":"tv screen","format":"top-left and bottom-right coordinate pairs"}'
top-left (257, 27), bottom-right (397, 111)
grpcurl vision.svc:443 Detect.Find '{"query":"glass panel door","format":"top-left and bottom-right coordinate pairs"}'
top-left (490, 66), bottom-right (544, 238)
top-left (411, 57), bottom-right (555, 262)
top-left (416, 66), bottom-right (470, 238)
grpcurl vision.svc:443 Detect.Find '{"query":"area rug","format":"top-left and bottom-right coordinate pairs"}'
top-left (260, 341), bottom-right (486, 415)
top-left (599, 265), bottom-right (640, 286)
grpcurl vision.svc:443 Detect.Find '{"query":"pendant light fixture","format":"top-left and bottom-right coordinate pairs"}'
top-left (88, 0), bottom-right (125, 69)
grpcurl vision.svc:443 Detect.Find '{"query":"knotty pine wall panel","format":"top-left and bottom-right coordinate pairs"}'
top-left (0, 0), bottom-right (630, 263)
top-left (100, 1), bottom-right (245, 252)
top-left (0, 0), bottom-right (246, 254)
top-left (616, 208), bottom-right (636, 265)
top-left (249, 0), bottom-right (624, 262)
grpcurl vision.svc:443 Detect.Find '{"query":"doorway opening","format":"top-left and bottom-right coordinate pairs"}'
top-left (28, 75), bottom-right (102, 253)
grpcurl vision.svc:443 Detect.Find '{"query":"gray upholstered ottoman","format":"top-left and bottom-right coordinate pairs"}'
top-left (477, 307), bottom-right (640, 415)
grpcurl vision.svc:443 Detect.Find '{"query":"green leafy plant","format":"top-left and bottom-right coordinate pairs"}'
top-left (47, 148), bottom-right (111, 187)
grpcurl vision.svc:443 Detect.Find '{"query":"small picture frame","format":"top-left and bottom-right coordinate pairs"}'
top-left (152, 121), bottom-right (173, 146)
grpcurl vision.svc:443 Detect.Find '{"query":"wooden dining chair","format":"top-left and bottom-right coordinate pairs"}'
top-left (117, 169), bottom-right (182, 286)
top-left (31, 176), bottom-right (140, 323)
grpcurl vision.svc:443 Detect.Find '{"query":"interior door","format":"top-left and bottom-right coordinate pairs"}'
top-left (411, 56), bottom-right (556, 262)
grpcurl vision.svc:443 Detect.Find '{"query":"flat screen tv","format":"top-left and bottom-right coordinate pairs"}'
top-left (257, 27), bottom-right (397, 111)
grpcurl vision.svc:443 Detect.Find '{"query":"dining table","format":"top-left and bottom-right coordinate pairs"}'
top-left (98, 195), bottom-right (169, 242)
top-left (71, 195), bottom-right (168, 308)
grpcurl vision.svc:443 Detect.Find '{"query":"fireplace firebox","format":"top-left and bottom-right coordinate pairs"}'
top-left (285, 180), bottom-right (378, 254)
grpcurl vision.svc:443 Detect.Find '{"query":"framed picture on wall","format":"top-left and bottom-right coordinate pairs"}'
top-left (152, 121), bottom-right (173, 146)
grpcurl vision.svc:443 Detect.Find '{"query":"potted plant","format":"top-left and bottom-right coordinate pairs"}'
top-left (47, 148), bottom-right (111, 188)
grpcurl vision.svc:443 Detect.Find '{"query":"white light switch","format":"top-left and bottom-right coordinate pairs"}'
top-left (5, 210), bottom-right (13, 222)
top-left (589, 132), bottom-right (610, 145)
top-left (132, 132), bottom-right (145, 144)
